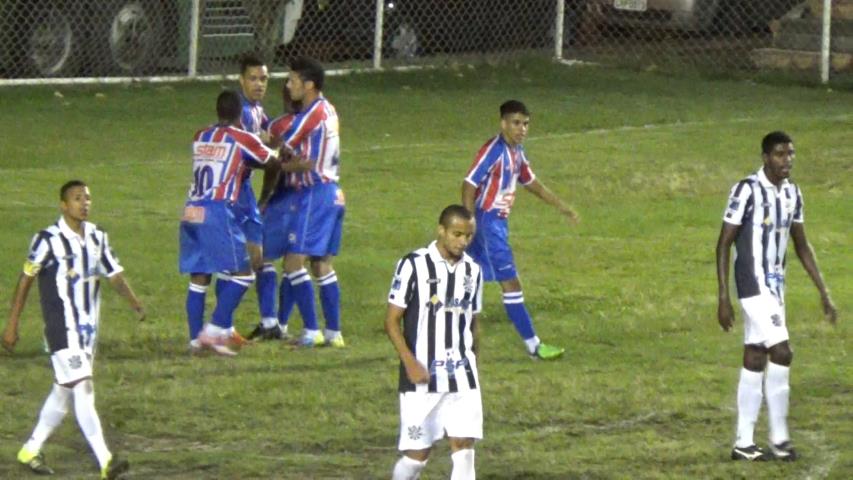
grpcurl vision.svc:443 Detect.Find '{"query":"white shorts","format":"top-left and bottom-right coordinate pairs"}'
top-left (50, 348), bottom-right (93, 385)
top-left (740, 295), bottom-right (788, 348)
top-left (398, 389), bottom-right (483, 451)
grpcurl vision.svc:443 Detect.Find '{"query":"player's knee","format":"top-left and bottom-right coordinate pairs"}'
top-left (769, 344), bottom-right (793, 366)
top-left (742, 346), bottom-right (767, 372)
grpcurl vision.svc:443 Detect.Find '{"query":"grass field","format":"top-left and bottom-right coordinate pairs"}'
top-left (0, 59), bottom-right (850, 479)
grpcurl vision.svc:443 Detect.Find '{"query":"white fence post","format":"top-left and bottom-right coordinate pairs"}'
top-left (819, 0), bottom-right (832, 84)
top-left (188, 0), bottom-right (201, 77)
top-left (555, 0), bottom-right (565, 60)
top-left (373, 0), bottom-right (386, 70)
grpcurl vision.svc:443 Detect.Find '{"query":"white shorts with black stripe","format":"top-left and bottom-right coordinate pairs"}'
top-left (740, 294), bottom-right (789, 348)
top-left (50, 348), bottom-right (93, 385)
top-left (397, 389), bottom-right (483, 451)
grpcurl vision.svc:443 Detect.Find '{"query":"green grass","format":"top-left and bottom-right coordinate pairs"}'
top-left (0, 59), bottom-right (851, 479)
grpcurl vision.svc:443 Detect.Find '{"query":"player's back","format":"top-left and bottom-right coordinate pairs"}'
top-left (189, 125), bottom-right (273, 204)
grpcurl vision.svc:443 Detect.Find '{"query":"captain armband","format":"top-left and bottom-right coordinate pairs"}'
top-left (23, 260), bottom-right (42, 277)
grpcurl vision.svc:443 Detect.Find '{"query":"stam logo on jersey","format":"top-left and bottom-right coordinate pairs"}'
top-left (193, 142), bottom-right (230, 162)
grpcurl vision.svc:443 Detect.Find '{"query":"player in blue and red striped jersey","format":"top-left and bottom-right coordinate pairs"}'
top-left (462, 100), bottom-right (579, 360)
top-left (247, 84), bottom-right (302, 341)
top-left (180, 89), bottom-right (279, 356)
top-left (234, 54), bottom-right (274, 344)
top-left (268, 56), bottom-right (345, 348)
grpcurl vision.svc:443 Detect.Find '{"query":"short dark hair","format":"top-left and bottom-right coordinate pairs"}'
top-left (217, 90), bottom-right (242, 123)
top-left (439, 205), bottom-right (473, 227)
top-left (762, 131), bottom-right (793, 155)
top-left (239, 53), bottom-right (266, 76)
top-left (500, 100), bottom-right (529, 117)
top-left (60, 180), bottom-right (87, 201)
top-left (289, 56), bottom-right (325, 91)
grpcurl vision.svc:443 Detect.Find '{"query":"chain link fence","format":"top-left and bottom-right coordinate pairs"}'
top-left (0, 0), bottom-right (849, 84)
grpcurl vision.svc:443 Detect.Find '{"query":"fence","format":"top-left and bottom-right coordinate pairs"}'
top-left (0, 0), bottom-right (849, 85)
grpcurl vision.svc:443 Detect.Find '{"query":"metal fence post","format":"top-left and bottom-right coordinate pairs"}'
top-left (189, 0), bottom-right (201, 77)
top-left (820, 0), bottom-right (832, 83)
top-left (555, 0), bottom-right (565, 60)
top-left (373, 0), bottom-right (385, 70)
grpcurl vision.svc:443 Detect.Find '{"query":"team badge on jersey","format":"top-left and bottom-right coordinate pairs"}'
top-left (391, 275), bottom-right (402, 291)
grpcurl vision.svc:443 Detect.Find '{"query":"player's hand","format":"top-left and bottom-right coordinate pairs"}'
top-left (2, 326), bottom-right (19, 353)
top-left (133, 305), bottom-right (146, 322)
top-left (405, 360), bottom-right (430, 384)
top-left (822, 295), bottom-right (837, 325)
top-left (717, 300), bottom-right (734, 332)
top-left (561, 206), bottom-right (580, 226)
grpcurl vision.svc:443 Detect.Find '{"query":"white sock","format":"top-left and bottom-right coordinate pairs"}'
top-left (261, 317), bottom-right (278, 329)
top-left (24, 384), bottom-right (72, 452)
top-left (450, 449), bottom-right (475, 480)
top-left (72, 380), bottom-right (112, 469)
top-left (392, 455), bottom-right (427, 480)
top-left (735, 368), bottom-right (764, 448)
top-left (765, 362), bottom-right (791, 445)
top-left (524, 336), bottom-right (541, 355)
top-left (324, 328), bottom-right (341, 340)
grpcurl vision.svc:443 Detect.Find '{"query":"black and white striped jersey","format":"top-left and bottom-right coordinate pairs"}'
top-left (723, 168), bottom-right (804, 301)
top-left (388, 241), bottom-right (483, 393)
top-left (23, 217), bottom-right (124, 353)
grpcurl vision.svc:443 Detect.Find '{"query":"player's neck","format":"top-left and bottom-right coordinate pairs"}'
top-left (762, 166), bottom-right (783, 187)
top-left (63, 216), bottom-right (84, 236)
top-left (500, 133), bottom-right (519, 147)
top-left (303, 91), bottom-right (320, 106)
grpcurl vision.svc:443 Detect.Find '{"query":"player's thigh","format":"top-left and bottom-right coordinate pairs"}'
top-left (289, 186), bottom-right (344, 257)
top-left (740, 295), bottom-right (788, 348)
top-left (398, 392), bottom-right (447, 451)
top-left (180, 202), bottom-right (249, 274)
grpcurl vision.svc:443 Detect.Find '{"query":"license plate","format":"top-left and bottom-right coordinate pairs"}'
top-left (614, 0), bottom-right (647, 12)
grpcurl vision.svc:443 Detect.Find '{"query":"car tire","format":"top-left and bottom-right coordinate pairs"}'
top-left (22, 2), bottom-right (83, 77)
top-left (93, 0), bottom-right (165, 75)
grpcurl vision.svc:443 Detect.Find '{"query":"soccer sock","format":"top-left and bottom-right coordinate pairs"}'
top-left (257, 263), bottom-right (278, 327)
top-left (450, 449), bottom-right (475, 480)
top-left (502, 292), bottom-right (537, 348)
top-left (278, 272), bottom-right (296, 327)
top-left (211, 274), bottom-right (254, 331)
top-left (72, 380), bottom-right (111, 469)
top-left (288, 268), bottom-right (318, 331)
top-left (765, 362), bottom-right (791, 445)
top-left (391, 455), bottom-right (427, 480)
top-left (735, 368), bottom-right (764, 448)
top-left (24, 383), bottom-right (72, 453)
top-left (185, 282), bottom-right (207, 340)
top-left (317, 271), bottom-right (341, 333)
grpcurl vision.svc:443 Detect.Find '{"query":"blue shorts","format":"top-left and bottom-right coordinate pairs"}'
top-left (262, 188), bottom-right (298, 260)
top-left (234, 183), bottom-right (263, 244)
top-left (287, 182), bottom-right (345, 257)
top-left (466, 211), bottom-right (517, 282)
top-left (179, 200), bottom-right (250, 274)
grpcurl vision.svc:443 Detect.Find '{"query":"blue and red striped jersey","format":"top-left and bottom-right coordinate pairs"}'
top-left (277, 96), bottom-right (340, 187)
top-left (464, 134), bottom-right (536, 218)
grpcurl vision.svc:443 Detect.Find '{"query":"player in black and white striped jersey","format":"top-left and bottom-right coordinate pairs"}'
top-left (385, 205), bottom-right (483, 480)
top-left (2, 180), bottom-right (144, 479)
top-left (716, 132), bottom-right (837, 462)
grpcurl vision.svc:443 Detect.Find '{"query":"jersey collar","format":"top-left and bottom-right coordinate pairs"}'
top-left (58, 216), bottom-right (89, 240)
top-left (756, 168), bottom-right (789, 189)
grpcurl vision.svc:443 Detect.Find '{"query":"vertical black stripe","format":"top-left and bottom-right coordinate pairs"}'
top-left (57, 234), bottom-right (82, 348)
top-left (734, 184), bottom-right (759, 298)
top-left (794, 185), bottom-right (803, 220)
top-left (81, 243), bottom-right (91, 315)
top-left (759, 185), bottom-right (772, 293)
top-left (732, 179), bottom-right (750, 197)
top-left (444, 266), bottom-right (458, 393)
top-left (425, 255), bottom-right (438, 393)
top-left (399, 256), bottom-right (420, 393)
top-left (774, 193), bottom-right (784, 298)
top-left (38, 240), bottom-right (68, 352)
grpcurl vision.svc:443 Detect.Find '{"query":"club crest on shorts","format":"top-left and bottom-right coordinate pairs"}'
top-left (407, 425), bottom-right (423, 440)
top-left (68, 355), bottom-right (82, 369)
top-left (771, 314), bottom-right (782, 327)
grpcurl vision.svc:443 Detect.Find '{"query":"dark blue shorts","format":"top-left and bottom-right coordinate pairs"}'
top-left (262, 188), bottom-right (298, 260)
top-left (287, 182), bottom-right (345, 257)
top-left (179, 200), bottom-right (250, 274)
top-left (234, 183), bottom-right (263, 244)
top-left (466, 212), bottom-right (517, 282)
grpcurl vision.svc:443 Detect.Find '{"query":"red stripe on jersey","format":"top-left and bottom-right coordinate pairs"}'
top-left (225, 127), bottom-right (272, 164)
top-left (269, 114), bottom-right (295, 140)
top-left (481, 162), bottom-right (503, 211)
top-left (466, 138), bottom-right (499, 177)
top-left (285, 100), bottom-right (325, 151)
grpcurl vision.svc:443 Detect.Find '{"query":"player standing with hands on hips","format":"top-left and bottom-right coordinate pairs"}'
top-left (2, 180), bottom-right (144, 479)
top-left (386, 205), bottom-right (484, 480)
top-left (462, 100), bottom-right (579, 360)
top-left (716, 131), bottom-right (837, 462)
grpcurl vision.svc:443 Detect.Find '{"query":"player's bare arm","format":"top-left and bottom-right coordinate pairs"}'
top-left (716, 223), bottom-right (739, 332)
top-left (790, 223), bottom-right (837, 324)
top-left (523, 179), bottom-right (579, 224)
top-left (258, 162), bottom-right (282, 209)
top-left (461, 181), bottom-right (477, 213)
top-left (108, 273), bottom-right (146, 322)
top-left (3, 273), bottom-right (36, 352)
top-left (385, 304), bottom-right (430, 384)
top-left (471, 314), bottom-right (480, 356)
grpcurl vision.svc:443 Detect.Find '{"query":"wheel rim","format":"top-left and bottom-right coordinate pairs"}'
top-left (110, 3), bottom-right (156, 71)
top-left (29, 9), bottom-right (73, 76)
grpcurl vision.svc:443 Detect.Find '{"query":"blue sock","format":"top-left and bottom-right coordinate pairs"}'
top-left (186, 283), bottom-right (207, 340)
top-left (288, 268), bottom-right (318, 331)
top-left (256, 263), bottom-right (277, 321)
top-left (278, 273), bottom-right (296, 327)
top-left (503, 291), bottom-right (536, 340)
top-left (211, 274), bottom-right (254, 330)
top-left (317, 271), bottom-right (340, 332)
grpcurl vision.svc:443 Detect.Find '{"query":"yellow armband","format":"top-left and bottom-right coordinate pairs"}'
top-left (23, 260), bottom-right (41, 277)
